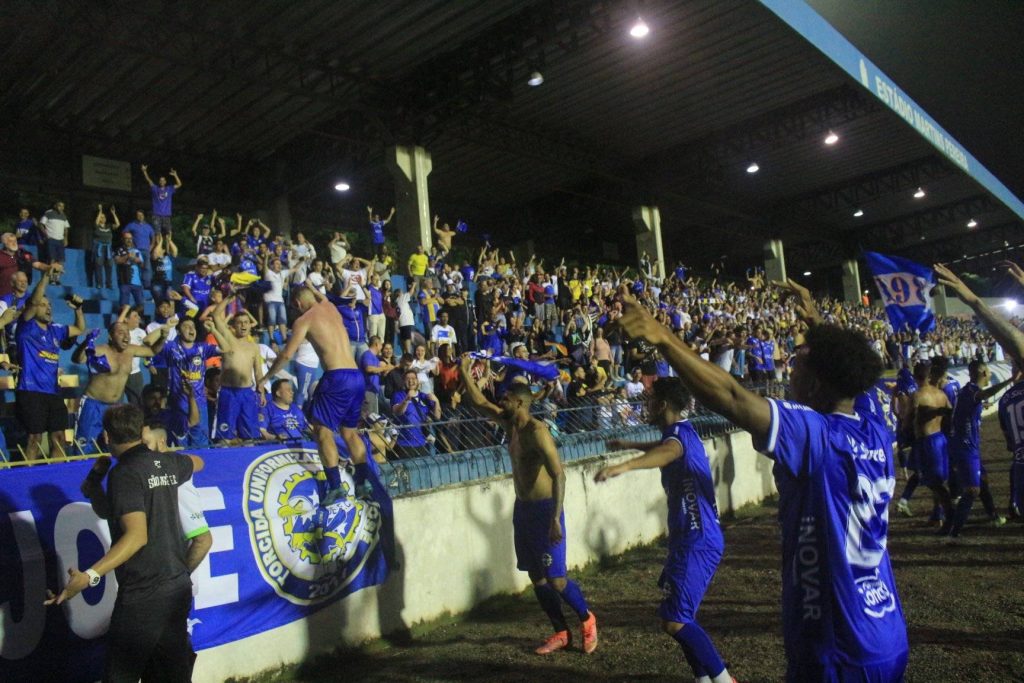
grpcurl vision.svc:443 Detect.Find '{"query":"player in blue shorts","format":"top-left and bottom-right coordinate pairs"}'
top-left (946, 361), bottom-right (1013, 539)
top-left (614, 280), bottom-right (907, 681)
top-left (458, 355), bottom-right (598, 656)
top-left (596, 377), bottom-right (733, 683)
top-left (998, 370), bottom-right (1024, 519)
top-left (913, 360), bottom-right (956, 531)
top-left (260, 284), bottom-right (367, 506)
top-left (208, 296), bottom-right (264, 442)
top-left (896, 361), bottom-right (930, 516)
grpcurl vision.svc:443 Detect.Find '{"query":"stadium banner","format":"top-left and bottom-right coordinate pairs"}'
top-left (0, 443), bottom-right (393, 683)
top-left (758, 0), bottom-right (1024, 222)
top-left (864, 251), bottom-right (936, 333)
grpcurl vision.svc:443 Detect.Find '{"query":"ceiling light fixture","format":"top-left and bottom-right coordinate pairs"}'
top-left (853, 209), bottom-right (864, 217)
top-left (746, 162), bottom-right (759, 174)
top-left (334, 182), bottom-right (350, 192)
top-left (527, 71), bottom-right (544, 87)
top-left (967, 218), bottom-right (978, 228)
top-left (803, 271), bottom-right (812, 276)
top-left (913, 187), bottom-right (926, 199)
top-left (824, 130), bottom-right (839, 145)
top-left (629, 17), bottom-right (650, 38)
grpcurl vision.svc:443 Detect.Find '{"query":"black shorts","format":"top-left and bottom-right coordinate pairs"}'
top-left (400, 325), bottom-right (416, 342)
top-left (15, 390), bottom-right (67, 434)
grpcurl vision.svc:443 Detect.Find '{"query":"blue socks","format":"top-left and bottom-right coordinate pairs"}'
top-left (533, 584), bottom-right (568, 632)
top-left (324, 465), bottom-right (342, 492)
top-left (558, 580), bottom-right (590, 621)
top-left (673, 622), bottom-right (726, 679)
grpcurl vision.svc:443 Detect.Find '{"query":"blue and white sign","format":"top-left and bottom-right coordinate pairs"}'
top-left (864, 251), bottom-right (936, 333)
top-left (0, 444), bottom-right (393, 683)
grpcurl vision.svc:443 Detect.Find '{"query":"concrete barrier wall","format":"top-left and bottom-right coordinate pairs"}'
top-left (195, 430), bottom-right (774, 683)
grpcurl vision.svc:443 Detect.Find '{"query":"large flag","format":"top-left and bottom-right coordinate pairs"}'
top-left (470, 351), bottom-right (561, 381)
top-left (863, 251), bottom-right (936, 333)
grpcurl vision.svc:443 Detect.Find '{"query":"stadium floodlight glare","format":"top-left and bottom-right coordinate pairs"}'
top-left (913, 187), bottom-right (926, 199)
top-left (334, 182), bottom-right (351, 192)
top-left (803, 271), bottom-right (811, 276)
top-left (527, 71), bottom-right (544, 87)
top-left (1004, 299), bottom-right (1018, 311)
top-left (746, 162), bottom-right (759, 174)
top-left (824, 130), bottom-right (839, 145)
top-left (853, 209), bottom-right (864, 217)
top-left (629, 17), bottom-right (650, 38)
top-left (967, 218), bottom-right (978, 228)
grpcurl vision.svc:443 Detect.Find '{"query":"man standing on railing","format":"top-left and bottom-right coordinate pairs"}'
top-left (596, 377), bottom-right (733, 683)
top-left (608, 282), bottom-right (908, 681)
top-left (458, 355), bottom-right (598, 656)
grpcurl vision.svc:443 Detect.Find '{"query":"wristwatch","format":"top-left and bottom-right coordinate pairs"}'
top-left (85, 568), bottom-right (102, 587)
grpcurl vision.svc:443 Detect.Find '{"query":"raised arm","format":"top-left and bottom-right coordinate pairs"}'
top-left (937, 263), bottom-right (1024, 365)
top-left (95, 204), bottom-right (104, 226)
top-left (259, 317), bottom-right (308, 384)
top-left (595, 437), bottom-right (682, 482)
top-left (208, 296), bottom-right (235, 349)
top-left (140, 163), bottom-right (154, 187)
top-left (457, 355), bottom-right (503, 420)
top-left (170, 168), bottom-right (182, 189)
top-left (383, 207), bottom-right (396, 225)
top-left (22, 265), bottom-right (57, 323)
top-left (615, 292), bottom-right (771, 442)
top-left (191, 213), bottom-right (204, 236)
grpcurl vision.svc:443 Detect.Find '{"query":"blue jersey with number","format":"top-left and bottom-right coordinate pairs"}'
top-left (660, 420), bottom-right (723, 552)
top-left (15, 319), bottom-right (68, 394)
top-left (370, 220), bottom-right (386, 245)
top-left (854, 379), bottom-right (897, 440)
top-left (998, 381), bottom-right (1024, 459)
top-left (761, 399), bottom-right (907, 670)
top-left (157, 340), bottom-right (218, 412)
top-left (951, 382), bottom-right (984, 457)
top-left (265, 401), bottom-right (308, 439)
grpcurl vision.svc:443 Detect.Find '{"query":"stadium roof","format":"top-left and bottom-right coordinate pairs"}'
top-left (2, 0), bottom-right (1021, 282)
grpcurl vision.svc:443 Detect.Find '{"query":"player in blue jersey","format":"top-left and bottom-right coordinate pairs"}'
top-left (997, 372), bottom-right (1024, 519)
top-left (596, 377), bottom-right (733, 683)
top-left (155, 318), bottom-right (220, 447)
top-left (946, 361), bottom-right (1013, 540)
top-left (15, 264), bottom-right (85, 461)
top-left (935, 263), bottom-right (1024, 526)
top-left (935, 358), bottom-right (962, 499)
top-left (458, 355), bottom-right (598, 656)
top-left (614, 280), bottom-right (907, 681)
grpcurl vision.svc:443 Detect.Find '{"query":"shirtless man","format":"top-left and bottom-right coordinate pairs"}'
top-left (208, 294), bottom-right (265, 442)
top-left (260, 285), bottom-right (366, 505)
top-left (914, 357), bottom-right (956, 531)
top-left (432, 215), bottom-right (457, 255)
top-left (457, 355), bottom-right (597, 655)
top-left (72, 321), bottom-right (172, 453)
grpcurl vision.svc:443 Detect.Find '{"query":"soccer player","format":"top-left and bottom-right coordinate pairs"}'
top-left (896, 361), bottom-right (931, 516)
top-left (946, 361), bottom-right (1013, 539)
top-left (208, 294), bottom-right (265, 442)
top-left (259, 284), bottom-right (366, 505)
top-left (15, 264), bottom-right (85, 460)
top-left (998, 369), bottom-right (1024, 519)
top-left (612, 281), bottom-right (907, 680)
top-left (457, 355), bottom-right (598, 656)
top-left (72, 321), bottom-right (173, 453)
top-left (155, 318), bottom-right (220, 447)
top-left (596, 377), bottom-right (732, 683)
top-left (914, 360), bottom-right (956, 531)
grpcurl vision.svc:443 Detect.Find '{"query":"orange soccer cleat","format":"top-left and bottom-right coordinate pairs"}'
top-left (535, 630), bottom-right (571, 655)
top-left (581, 612), bottom-right (598, 654)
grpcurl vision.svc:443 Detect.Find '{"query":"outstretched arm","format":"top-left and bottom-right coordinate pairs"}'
top-left (170, 168), bottom-right (182, 189)
top-left (937, 263), bottom-right (1024, 365)
top-left (140, 164), bottom-right (154, 187)
top-left (210, 294), bottom-right (236, 349)
top-left (22, 265), bottom-right (57, 323)
top-left (260, 318), bottom-right (308, 384)
top-left (383, 207), bottom-right (396, 224)
top-left (595, 440), bottom-right (682, 482)
top-left (457, 355), bottom-right (503, 420)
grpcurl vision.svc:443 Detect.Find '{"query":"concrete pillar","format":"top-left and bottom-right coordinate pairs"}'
top-left (631, 206), bottom-right (665, 279)
top-left (841, 259), bottom-right (861, 303)
top-left (763, 238), bottom-right (786, 283)
top-left (932, 283), bottom-right (948, 316)
top-left (271, 194), bottom-right (293, 238)
top-left (386, 145), bottom-right (433, 263)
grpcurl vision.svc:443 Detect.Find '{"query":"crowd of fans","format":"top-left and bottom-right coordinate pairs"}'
top-left (0, 164), bottom-right (1006, 463)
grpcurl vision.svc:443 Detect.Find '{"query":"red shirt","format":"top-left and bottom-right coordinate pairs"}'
top-left (0, 248), bottom-right (33, 297)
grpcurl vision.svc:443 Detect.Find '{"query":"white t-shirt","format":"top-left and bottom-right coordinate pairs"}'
top-left (625, 380), bottom-right (645, 399)
top-left (430, 324), bottom-right (457, 348)
top-left (411, 358), bottom-right (437, 394)
top-left (207, 252), bottom-right (232, 270)
top-left (41, 210), bottom-right (70, 240)
top-left (307, 272), bottom-right (325, 294)
top-left (130, 327), bottom-right (146, 374)
top-left (145, 320), bottom-right (177, 343)
top-left (295, 340), bottom-right (318, 369)
top-left (263, 270), bottom-right (285, 303)
top-left (340, 267), bottom-right (367, 301)
top-left (329, 242), bottom-right (348, 266)
top-left (397, 292), bottom-right (415, 327)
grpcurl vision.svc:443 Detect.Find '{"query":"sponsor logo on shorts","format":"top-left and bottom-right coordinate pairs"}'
top-left (243, 447), bottom-right (381, 606)
top-left (541, 553), bottom-right (553, 568)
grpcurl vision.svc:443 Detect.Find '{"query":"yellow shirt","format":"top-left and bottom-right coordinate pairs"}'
top-left (408, 253), bottom-right (428, 276)
top-left (569, 279), bottom-right (582, 302)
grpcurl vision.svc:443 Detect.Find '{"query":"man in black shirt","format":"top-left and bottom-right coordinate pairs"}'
top-left (46, 404), bottom-right (204, 682)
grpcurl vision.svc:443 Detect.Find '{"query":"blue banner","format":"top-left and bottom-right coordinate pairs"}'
top-left (470, 352), bottom-right (561, 381)
top-left (0, 444), bottom-right (392, 683)
top-left (758, 0), bottom-right (1024, 222)
top-left (864, 251), bottom-right (936, 333)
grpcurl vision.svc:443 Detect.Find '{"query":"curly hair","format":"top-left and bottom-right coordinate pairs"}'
top-left (652, 377), bottom-right (693, 412)
top-left (804, 324), bottom-right (883, 399)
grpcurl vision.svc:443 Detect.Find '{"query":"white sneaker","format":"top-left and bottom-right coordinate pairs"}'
top-left (897, 499), bottom-right (912, 517)
top-left (991, 516), bottom-right (1007, 528)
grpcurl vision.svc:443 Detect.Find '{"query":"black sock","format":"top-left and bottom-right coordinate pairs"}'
top-left (533, 584), bottom-right (569, 633)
